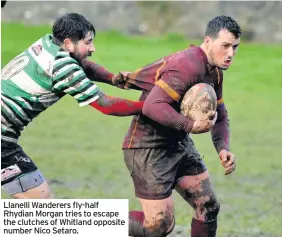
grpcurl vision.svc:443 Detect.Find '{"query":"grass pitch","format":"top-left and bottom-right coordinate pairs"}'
top-left (1, 23), bottom-right (282, 236)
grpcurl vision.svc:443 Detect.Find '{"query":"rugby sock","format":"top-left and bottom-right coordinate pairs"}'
top-left (129, 210), bottom-right (145, 237)
top-left (191, 218), bottom-right (217, 237)
top-left (129, 210), bottom-right (175, 237)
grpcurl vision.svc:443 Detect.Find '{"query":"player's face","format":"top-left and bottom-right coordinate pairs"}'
top-left (69, 31), bottom-right (96, 62)
top-left (206, 29), bottom-right (240, 70)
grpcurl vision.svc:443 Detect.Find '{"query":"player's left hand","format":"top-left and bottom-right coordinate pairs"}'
top-left (112, 72), bottom-right (131, 89)
top-left (219, 149), bottom-right (236, 175)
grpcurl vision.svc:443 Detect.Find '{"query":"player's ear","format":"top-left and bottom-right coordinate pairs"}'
top-left (204, 36), bottom-right (212, 44)
top-left (63, 38), bottom-right (75, 52)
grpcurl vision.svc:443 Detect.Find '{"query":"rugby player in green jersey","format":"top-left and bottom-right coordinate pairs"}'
top-left (1, 13), bottom-right (143, 199)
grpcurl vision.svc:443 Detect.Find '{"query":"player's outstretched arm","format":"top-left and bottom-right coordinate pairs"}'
top-left (52, 55), bottom-right (141, 116)
top-left (90, 94), bottom-right (143, 116)
top-left (81, 59), bottom-right (128, 89)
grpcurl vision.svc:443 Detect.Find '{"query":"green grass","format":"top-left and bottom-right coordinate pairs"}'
top-left (1, 22), bottom-right (282, 236)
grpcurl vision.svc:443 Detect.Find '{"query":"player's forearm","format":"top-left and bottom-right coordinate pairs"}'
top-left (143, 84), bottom-right (194, 133)
top-left (211, 104), bottom-right (230, 153)
top-left (90, 94), bottom-right (143, 116)
top-left (81, 59), bottom-right (114, 85)
top-left (142, 100), bottom-right (194, 133)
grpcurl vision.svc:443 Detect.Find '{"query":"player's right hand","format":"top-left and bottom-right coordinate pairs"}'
top-left (112, 72), bottom-right (131, 89)
top-left (219, 149), bottom-right (236, 175)
top-left (190, 111), bottom-right (217, 134)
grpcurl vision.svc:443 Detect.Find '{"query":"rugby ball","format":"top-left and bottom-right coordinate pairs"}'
top-left (180, 83), bottom-right (217, 121)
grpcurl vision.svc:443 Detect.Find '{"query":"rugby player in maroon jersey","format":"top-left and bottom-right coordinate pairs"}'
top-left (121, 16), bottom-right (241, 237)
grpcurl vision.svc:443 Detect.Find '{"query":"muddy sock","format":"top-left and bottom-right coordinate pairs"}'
top-left (191, 218), bottom-right (217, 237)
top-left (129, 211), bottom-right (145, 237)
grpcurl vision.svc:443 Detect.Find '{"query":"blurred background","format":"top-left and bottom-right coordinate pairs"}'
top-left (1, 1), bottom-right (282, 237)
top-left (2, 1), bottom-right (282, 43)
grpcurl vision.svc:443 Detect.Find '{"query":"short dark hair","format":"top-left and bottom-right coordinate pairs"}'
top-left (52, 13), bottom-right (95, 43)
top-left (205, 15), bottom-right (242, 39)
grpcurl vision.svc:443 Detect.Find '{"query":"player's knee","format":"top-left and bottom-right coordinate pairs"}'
top-left (147, 215), bottom-right (175, 237)
top-left (205, 197), bottom-right (220, 220)
top-left (11, 181), bottom-right (53, 199)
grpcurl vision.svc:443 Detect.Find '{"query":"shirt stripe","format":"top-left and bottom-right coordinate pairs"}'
top-left (155, 79), bottom-right (181, 102)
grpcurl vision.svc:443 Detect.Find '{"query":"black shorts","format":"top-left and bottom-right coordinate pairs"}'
top-left (1, 142), bottom-right (38, 186)
top-left (123, 136), bottom-right (207, 200)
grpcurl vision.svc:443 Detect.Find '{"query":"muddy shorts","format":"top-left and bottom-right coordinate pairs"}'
top-left (1, 142), bottom-right (45, 194)
top-left (123, 136), bottom-right (207, 200)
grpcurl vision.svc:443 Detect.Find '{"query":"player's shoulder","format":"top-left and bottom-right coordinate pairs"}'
top-left (54, 49), bottom-right (74, 61)
top-left (165, 46), bottom-right (205, 75)
top-left (27, 34), bottom-right (60, 57)
top-left (52, 49), bottom-right (83, 81)
top-left (183, 45), bottom-right (206, 66)
top-left (38, 34), bottom-right (77, 65)
top-left (53, 49), bottom-right (80, 70)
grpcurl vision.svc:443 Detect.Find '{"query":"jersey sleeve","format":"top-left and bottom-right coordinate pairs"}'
top-left (156, 70), bottom-right (198, 102)
top-left (52, 53), bottom-right (104, 106)
top-left (81, 59), bottom-right (114, 83)
top-left (155, 63), bottom-right (201, 103)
